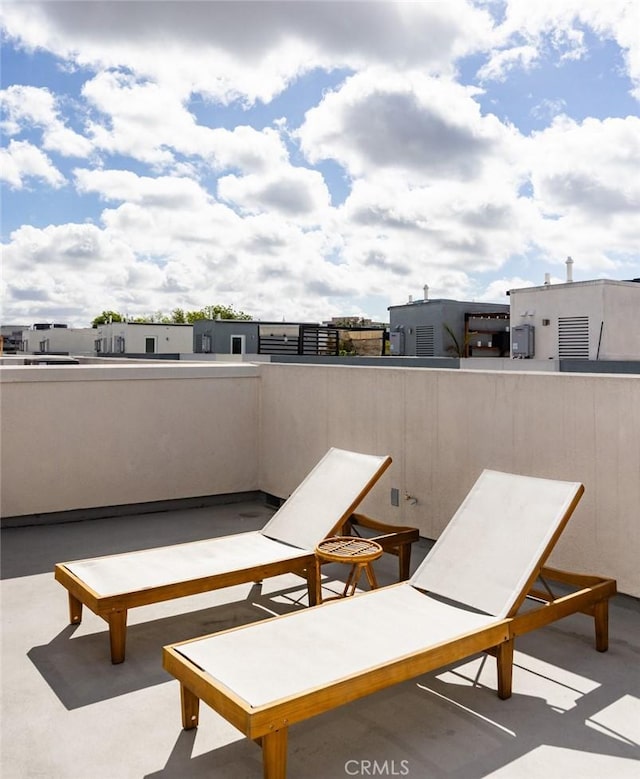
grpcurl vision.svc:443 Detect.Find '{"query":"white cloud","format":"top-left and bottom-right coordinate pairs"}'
top-left (80, 71), bottom-right (301, 177)
top-left (296, 71), bottom-right (535, 293)
top-left (74, 168), bottom-right (213, 209)
top-left (218, 166), bottom-right (331, 218)
top-left (206, 126), bottom-right (289, 174)
top-left (0, 84), bottom-right (93, 156)
top-left (476, 276), bottom-right (538, 302)
top-left (82, 71), bottom-right (186, 166)
top-left (483, 0), bottom-right (640, 97)
top-left (528, 115), bottom-right (640, 236)
top-left (0, 1), bottom-right (495, 103)
top-left (2, 222), bottom-right (141, 323)
top-left (297, 70), bottom-right (521, 184)
top-left (477, 44), bottom-right (539, 82)
top-left (0, 139), bottom-right (66, 188)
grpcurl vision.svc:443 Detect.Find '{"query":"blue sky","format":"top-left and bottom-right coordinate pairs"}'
top-left (1, 1), bottom-right (639, 326)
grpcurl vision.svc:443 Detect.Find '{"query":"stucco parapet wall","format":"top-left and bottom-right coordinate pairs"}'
top-left (262, 361), bottom-right (640, 380)
top-left (0, 362), bottom-right (261, 384)
top-left (456, 366), bottom-right (640, 380)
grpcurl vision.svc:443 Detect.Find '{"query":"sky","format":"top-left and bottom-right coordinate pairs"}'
top-left (1, 1), bottom-right (639, 327)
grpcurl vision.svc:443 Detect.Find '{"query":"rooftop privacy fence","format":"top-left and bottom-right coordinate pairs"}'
top-left (1, 362), bottom-right (638, 597)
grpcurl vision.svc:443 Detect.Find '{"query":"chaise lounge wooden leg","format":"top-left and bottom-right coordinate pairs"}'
top-left (398, 543), bottom-right (411, 581)
top-left (496, 638), bottom-right (514, 700)
top-left (262, 728), bottom-right (287, 779)
top-left (68, 593), bottom-right (83, 624)
top-left (307, 562), bottom-right (320, 607)
top-left (594, 599), bottom-right (609, 652)
top-left (180, 684), bottom-right (200, 729)
top-left (108, 609), bottom-right (128, 664)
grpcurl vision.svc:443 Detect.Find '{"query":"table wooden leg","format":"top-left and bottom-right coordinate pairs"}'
top-left (68, 592), bottom-right (83, 624)
top-left (364, 562), bottom-right (379, 590)
top-left (343, 564), bottom-right (363, 597)
top-left (262, 728), bottom-right (287, 779)
top-left (180, 684), bottom-right (200, 729)
top-left (108, 609), bottom-right (127, 664)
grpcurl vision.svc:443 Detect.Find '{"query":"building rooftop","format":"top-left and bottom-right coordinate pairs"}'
top-left (510, 278), bottom-right (640, 294)
top-left (2, 500), bottom-right (638, 778)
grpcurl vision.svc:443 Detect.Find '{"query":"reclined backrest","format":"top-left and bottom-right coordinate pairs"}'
top-left (410, 469), bottom-right (584, 619)
top-left (261, 448), bottom-right (392, 551)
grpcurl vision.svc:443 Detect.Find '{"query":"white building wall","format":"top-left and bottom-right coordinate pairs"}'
top-left (509, 280), bottom-right (640, 360)
top-left (95, 323), bottom-right (193, 354)
top-left (21, 327), bottom-right (96, 355)
top-left (601, 284), bottom-right (640, 360)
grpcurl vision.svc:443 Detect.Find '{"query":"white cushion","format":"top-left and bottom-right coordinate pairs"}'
top-left (261, 448), bottom-right (390, 551)
top-left (176, 583), bottom-right (497, 707)
top-left (410, 470), bottom-right (582, 618)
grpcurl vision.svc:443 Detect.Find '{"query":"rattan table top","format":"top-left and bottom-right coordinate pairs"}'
top-left (315, 536), bottom-right (383, 563)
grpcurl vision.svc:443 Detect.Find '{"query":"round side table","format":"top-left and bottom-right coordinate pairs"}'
top-left (314, 536), bottom-right (383, 603)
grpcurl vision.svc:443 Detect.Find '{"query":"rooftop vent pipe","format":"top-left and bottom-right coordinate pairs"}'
top-left (566, 256), bottom-right (574, 283)
top-left (423, 284), bottom-right (429, 301)
top-left (544, 273), bottom-right (551, 285)
top-left (408, 294), bottom-right (413, 303)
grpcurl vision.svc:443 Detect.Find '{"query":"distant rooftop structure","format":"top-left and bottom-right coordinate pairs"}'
top-left (192, 318), bottom-right (343, 357)
top-left (509, 277), bottom-right (640, 294)
top-left (508, 277), bottom-right (640, 361)
top-left (388, 295), bottom-right (509, 357)
top-left (95, 321), bottom-right (193, 357)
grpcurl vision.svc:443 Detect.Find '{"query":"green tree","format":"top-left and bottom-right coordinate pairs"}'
top-left (91, 310), bottom-right (124, 327)
top-left (91, 304), bottom-right (252, 327)
top-left (132, 311), bottom-right (173, 324)
top-left (186, 304), bottom-right (252, 322)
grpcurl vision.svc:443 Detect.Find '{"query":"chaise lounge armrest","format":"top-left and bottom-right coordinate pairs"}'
top-left (341, 512), bottom-right (420, 580)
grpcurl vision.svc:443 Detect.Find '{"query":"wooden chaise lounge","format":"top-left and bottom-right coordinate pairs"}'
top-left (55, 448), bottom-right (418, 663)
top-left (163, 469), bottom-right (616, 779)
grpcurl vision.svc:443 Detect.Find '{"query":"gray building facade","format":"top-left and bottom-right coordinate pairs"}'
top-left (193, 320), bottom-right (339, 356)
top-left (389, 299), bottom-right (510, 357)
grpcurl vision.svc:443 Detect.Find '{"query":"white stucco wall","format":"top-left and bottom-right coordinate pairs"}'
top-left (0, 363), bottom-right (259, 516)
top-left (1, 361), bottom-right (638, 596)
top-left (258, 363), bottom-right (640, 597)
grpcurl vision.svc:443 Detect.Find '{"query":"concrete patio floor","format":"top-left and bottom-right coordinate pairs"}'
top-left (1, 500), bottom-right (639, 778)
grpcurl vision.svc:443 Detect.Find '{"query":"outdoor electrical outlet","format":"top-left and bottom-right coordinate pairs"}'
top-left (390, 488), bottom-right (400, 507)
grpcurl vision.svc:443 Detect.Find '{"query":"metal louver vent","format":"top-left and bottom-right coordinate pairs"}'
top-left (416, 325), bottom-right (435, 356)
top-left (558, 316), bottom-right (589, 358)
